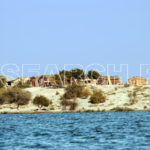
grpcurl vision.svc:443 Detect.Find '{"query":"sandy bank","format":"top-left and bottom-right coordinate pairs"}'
top-left (1, 85), bottom-right (150, 114)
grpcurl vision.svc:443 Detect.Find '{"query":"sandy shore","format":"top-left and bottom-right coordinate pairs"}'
top-left (1, 85), bottom-right (150, 114)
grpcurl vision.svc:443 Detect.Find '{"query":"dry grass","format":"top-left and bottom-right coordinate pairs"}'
top-left (56, 91), bottom-right (59, 95)
top-left (90, 89), bottom-right (106, 104)
top-left (110, 107), bottom-right (134, 112)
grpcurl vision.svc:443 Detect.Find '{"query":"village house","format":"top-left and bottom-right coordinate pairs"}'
top-left (6, 77), bottom-right (30, 87)
top-left (97, 76), bottom-right (121, 85)
top-left (128, 77), bottom-right (147, 86)
top-left (78, 77), bottom-right (97, 85)
top-left (30, 75), bottom-right (57, 87)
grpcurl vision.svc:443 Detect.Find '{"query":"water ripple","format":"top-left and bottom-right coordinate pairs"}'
top-left (1, 112), bottom-right (150, 149)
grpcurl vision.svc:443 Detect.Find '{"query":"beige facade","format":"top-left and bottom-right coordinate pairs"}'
top-left (128, 77), bottom-right (147, 86)
top-left (97, 76), bottom-right (121, 85)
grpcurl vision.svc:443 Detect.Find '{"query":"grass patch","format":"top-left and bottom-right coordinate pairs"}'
top-left (124, 84), bottom-right (130, 88)
top-left (90, 89), bottom-right (106, 104)
top-left (56, 91), bottom-right (59, 95)
top-left (110, 107), bottom-right (134, 112)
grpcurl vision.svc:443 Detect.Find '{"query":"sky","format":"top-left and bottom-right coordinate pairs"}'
top-left (0, 0), bottom-right (150, 82)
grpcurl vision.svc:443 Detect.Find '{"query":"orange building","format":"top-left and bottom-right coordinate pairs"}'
top-left (128, 77), bottom-right (147, 86)
top-left (97, 76), bottom-right (121, 85)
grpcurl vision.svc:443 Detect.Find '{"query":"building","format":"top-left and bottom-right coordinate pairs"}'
top-left (97, 76), bottom-right (121, 85)
top-left (6, 77), bottom-right (24, 87)
top-left (128, 77), bottom-right (147, 86)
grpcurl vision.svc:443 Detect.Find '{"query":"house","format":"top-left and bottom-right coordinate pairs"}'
top-left (30, 76), bottom-right (39, 87)
top-left (97, 76), bottom-right (121, 85)
top-left (6, 79), bottom-right (14, 86)
top-left (30, 75), bottom-right (57, 87)
top-left (78, 77), bottom-right (97, 85)
top-left (6, 78), bottom-right (22, 87)
top-left (128, 77), bottom-right (147, 86)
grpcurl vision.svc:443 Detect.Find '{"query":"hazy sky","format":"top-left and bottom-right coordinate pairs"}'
top-left (0, 0), bottom-right (150, 81)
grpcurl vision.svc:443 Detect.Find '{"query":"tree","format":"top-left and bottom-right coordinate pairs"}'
top-left (54, 74), bottom-right (64, 87)
top-left (0, 76), bottom-right (6, 88)
top-left (59, 70), bottom-right (72, 84)
top-left (87, 70), bottom-right (100, 79)
top-left (33, 96), bottom-right (51, 108)
top-left (71, 69), bottom-right (85, 79)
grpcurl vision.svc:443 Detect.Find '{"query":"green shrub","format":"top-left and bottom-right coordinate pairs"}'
top-left (110, 107), bottom-right (134, 112)
top-left (90, 89), bottom-right (106, 104)
top-left (124, 83), bottom-right (130, 88)
top-left (62, 83), bottom-right (85, 99)
top-left (60, 99), bottom-right (78, 110)
top-left (15, 80), bottom-right (31, 88)
top-left (81, 88), bottom-right (91, 99)
top-left (33, 96), bottom-right (51, 108)
top-left (0, 88), bottom-right (31, 108)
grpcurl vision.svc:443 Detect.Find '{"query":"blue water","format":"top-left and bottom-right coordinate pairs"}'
top-left (0, 112), bottom-right (150, 150)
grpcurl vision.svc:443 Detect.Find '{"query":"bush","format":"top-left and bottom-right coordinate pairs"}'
top-left (128, 89), bottom-right (137, 105)
top-left (110, 107), bottom-right (134, 112)
top-left (0, 88), bottom-right (31, 108)
top-left (33, 96), bottom-right (51, 108)
top-left (60, 99), bottom-right (78, 110)
top-left (124, 83), bottom-right (130, 88)
top-left (56, 91), bottom-right (59, 95)
top-left (0, 76), bottom-right (6, 88)
top-left (0, 91), bottom-right (5, 105)
top-left (81, 88), bottom-right (91, 99)
top-left (15, 80), bottom-right (31, 88)
top-left (69, 101), bottom-right (78, 110)
top-left (90, 89), bottom-right (106, 104)
top-left (60, 99), bottom-right (72, 106)
top-left (62, 83), bottom-right (85, 99)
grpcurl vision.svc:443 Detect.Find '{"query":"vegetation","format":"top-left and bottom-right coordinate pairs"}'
top-left (59, 70), bottom-right (72, 84)
top-left (54, 74), bottom-right (64, 87)
top-left (90, 89), bottom-right (106, 104)
top-left (33, 95), bottom-right (51, 108)
top-left (115, 87), bottom-right (118, 91)
top-left (0, 88), bottom-right (31, 109)
top-left (56, 91), bottom-right (59, 95)
top-left (128, 90), bottom-right (137, 105)
top-left (0, 76), bottom-right (6, 88)
top-left (81, 88), bottom-right (91, 99)
top-left (54, 69), bottom-right (101, 85)
top-left (62, 83), bottom-right (85, 99)
top-left (71, 68), bottom-right (85, 79)
top-left (124, 83), bottom-right (130, 88)
top-left (134, 86), bottom-right (142, 92)
top-left (87, 70), bottom-right (100, 79)
top-left (110, 107), bottom-right (134, 112)
top-left (15, 80), bottom-right (31, 88)
top-left (60, 99), bottom-right (78, 110)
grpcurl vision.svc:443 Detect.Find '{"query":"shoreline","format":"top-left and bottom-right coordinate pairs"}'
top-left (1, 109), bottom-right (150, 114)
